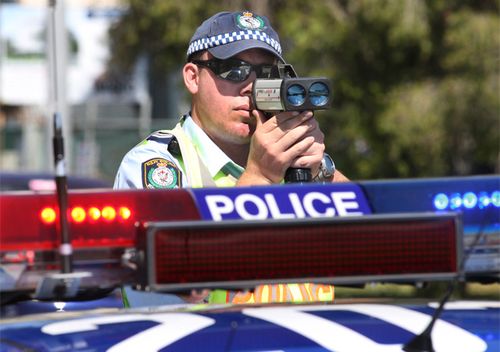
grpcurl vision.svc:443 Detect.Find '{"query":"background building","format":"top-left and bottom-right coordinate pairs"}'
top-left (0, 0), bottom-right (182, 182)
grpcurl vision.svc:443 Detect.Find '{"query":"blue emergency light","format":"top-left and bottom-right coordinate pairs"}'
top-left (433, 191), bottom-right (500, 211)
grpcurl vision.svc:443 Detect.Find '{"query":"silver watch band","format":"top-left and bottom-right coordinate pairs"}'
top-left (314, 153), bottom-right (336, 182)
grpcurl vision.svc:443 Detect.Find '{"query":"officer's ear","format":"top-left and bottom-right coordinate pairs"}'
top-left (183, 62), bottom-right (200, 94)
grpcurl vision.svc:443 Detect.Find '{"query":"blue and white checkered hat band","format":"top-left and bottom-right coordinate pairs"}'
top-left (187, 29), bottom-right (282, 57)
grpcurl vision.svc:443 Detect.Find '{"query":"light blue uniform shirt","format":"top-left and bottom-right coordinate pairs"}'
top-left (113, 114), bottom-right (243, 189)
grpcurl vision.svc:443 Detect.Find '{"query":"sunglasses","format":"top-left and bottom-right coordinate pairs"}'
top-left (191, 58), bottom-right (280, 82)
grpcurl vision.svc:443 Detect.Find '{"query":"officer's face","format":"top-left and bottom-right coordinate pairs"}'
top-left (185, 48), bottom-right (277, 148)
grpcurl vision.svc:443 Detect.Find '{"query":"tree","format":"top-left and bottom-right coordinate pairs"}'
top-left (274, 0), bottom-right (499, 178)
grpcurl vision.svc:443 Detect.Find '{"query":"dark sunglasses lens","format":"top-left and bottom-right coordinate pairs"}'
top-left (198, 59), bottom-right (279, 82)
top-left (217, 61), bottom-right (251, 81)
top-left (220, 67), bottom-right (249, 81)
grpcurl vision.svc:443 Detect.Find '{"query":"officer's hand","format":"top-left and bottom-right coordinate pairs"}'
top-left (237, 110), bottom-right (324, 185)
top-left (288, 113), bottom-right (324, 178)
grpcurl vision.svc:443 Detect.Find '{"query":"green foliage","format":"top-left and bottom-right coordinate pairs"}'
top-left (108, 1), bottom-right (211, 72)
top-left (108, 0), bottom-right (499, 179)
top-left (375, 6), bottom-right (499, 177)
top-left (378, 80), bottom-right (447, 177)
top-left (108, 0), bottom-right (260, 72)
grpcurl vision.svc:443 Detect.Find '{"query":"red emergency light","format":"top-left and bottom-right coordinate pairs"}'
top-left (0, 189), bottom-right (201, 252)
top-left (137, 213), bottom-right (462, 291)
top-left (39, 205), bottom-right (132, 225)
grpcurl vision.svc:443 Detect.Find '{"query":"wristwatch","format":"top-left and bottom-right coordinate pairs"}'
top-left (314, 153), bottom-right (336, 182)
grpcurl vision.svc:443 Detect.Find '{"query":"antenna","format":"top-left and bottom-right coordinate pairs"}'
top-left (34, 0), bottom-right (93, 300)
top-left (48, 0), bottom-right (72, 274)
top-left (402, 216), bottom-right (487, 352)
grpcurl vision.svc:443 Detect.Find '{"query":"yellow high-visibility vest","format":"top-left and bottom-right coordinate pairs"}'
top-left (163, 123), bottom-right (215, 188)
top-left (209, 283), bottom-right (335, 304)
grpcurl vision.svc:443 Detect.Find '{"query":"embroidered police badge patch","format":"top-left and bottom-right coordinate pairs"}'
top-left (236, 12), bottom-right (265, 30)
top-left (142, 158), bottom-right (181, 189)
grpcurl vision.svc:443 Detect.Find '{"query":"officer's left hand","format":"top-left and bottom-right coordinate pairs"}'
top-left (238, 109), bottom-right (324, 185)
top-left (288, 112), bottom-right (324, 178)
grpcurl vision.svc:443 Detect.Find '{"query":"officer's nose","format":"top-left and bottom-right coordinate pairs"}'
top-left (240, 71), bottom-right (257, 98)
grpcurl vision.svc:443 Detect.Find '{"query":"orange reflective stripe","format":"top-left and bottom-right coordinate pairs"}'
top-left (288, 284), bottom-right (303, 302)
top-left (317, 284), bottom-right (335, 301)
top-left (264, 285), bottom-right (272, 303)
top-left (232, 290), bottom-right (254, 304)
top-left (271, 285), bottom-right (278, 302)
top-left (298, 283), bottom-right (312, 302)
top-left (248, 284), bottom-right (292, 303)
top-left (271, 284), bottom-right (284, 302)
top-left (283, 284), bottom-right (292, 302)
top-left (277, 284), bottom-right (285, 302)
top-left (310, 283), bottom-right (320, 300)
top-left (254, 285), bottom-right (264, 303)
top-left (254, 284), bottom-right (274, 303)
top-left (230, 283), bottom-right (335, 304)
top-left (312, 283), bottom-right (321, 300)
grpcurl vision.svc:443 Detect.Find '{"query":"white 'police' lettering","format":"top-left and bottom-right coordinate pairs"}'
top-left (331, 191), bottom-right (363, 216)
top-left (265, 194), bottom-right (296, 219)
top-left (205, 191), bottom-right (362, 221)
top-left (204, 195), bottom-right (233, 221)
top-left (303, 192), bottom-right (335, 217)
top-left (235, 194), bottom-right (267, 220)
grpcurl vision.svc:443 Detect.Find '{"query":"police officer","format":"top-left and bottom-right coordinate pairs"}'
top-left (115, 11), bottom-right (347, 304)
top-left (115, 10), bottom-right (347, 190)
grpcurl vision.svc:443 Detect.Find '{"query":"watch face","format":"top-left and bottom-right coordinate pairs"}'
top-left (322, 153), bottom-right (335, 178)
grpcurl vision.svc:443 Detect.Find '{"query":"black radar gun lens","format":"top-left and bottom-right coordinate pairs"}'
top-left (286, 84), bottom-right (307, 106)
top-left (309, 82), bottom-right (329, 107)
top-left (252, 65), bottom-right (332, 112)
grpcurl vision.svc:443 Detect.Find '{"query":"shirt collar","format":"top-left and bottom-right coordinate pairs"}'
top-left (182, 114), bottom-right (243, 178)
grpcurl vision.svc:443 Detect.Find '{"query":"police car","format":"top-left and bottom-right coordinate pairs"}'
top-left (1, 175), bottom-right (499, 351)
top-left (0, 172), bottom-right (111, 191)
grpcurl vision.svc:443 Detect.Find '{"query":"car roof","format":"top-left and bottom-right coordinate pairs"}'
top-left (0, 172), bottom-right (111, 191)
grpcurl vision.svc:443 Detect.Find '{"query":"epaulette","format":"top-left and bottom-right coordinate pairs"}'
top-left (146, 131), bottom-right (181, 156)
top-left (146, 130), bottom-right (173, 144)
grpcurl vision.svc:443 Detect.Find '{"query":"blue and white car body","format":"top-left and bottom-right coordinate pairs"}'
top-left (1, 301), bottom-right (499, 351)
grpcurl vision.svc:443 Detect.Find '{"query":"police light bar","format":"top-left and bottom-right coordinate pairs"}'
top-left (0, 189), bottom-right (200, 293)
top-left (136, 213), bottom-right (462, 292)
top-left (0, 189), bottom-right (200, 252)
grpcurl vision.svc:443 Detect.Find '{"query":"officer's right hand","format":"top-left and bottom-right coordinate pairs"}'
top-left (237, 109), bottom-right (323, 185)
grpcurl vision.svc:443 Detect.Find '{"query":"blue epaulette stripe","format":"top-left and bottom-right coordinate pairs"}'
top-left (147, 135), bottom-right (173, 145)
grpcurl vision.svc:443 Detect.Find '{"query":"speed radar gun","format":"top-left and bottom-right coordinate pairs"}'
top-left (253, 64), bottom-right (332, 112)
top-left (253, 64), bottom-right (332, 183)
